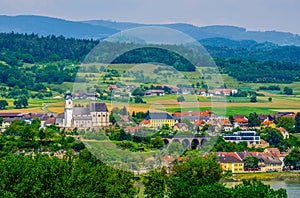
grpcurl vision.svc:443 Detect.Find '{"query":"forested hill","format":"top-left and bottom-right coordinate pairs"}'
top-left (1, 32), bottom-right (300, 85)
top-left (0, 32), bottom-right (98, 64)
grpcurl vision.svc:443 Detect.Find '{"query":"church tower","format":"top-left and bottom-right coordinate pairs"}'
top-left (64, 91), bottom-right (73, 127)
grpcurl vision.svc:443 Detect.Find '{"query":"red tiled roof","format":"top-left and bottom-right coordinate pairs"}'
top-left (194, 120), bottom-right (204, 125)
top-left (46, 118), bottom-right (56, 124)
top-left (124, 126), bottom-right (141, 133)
top-left (140, 120), bottom-right (150, 125)
top-left (278, 127), bottom-right (287, 133)
top-left (234, 118), bottom-right (248, 123)
top-left (261, 120), bottom-right (274, 125)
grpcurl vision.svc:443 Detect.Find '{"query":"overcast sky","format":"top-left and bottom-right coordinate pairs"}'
top-left (0, 0), bottom-right (299, 34)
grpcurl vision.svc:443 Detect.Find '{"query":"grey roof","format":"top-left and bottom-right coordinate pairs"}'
top-left (74, 116), bottom-right (92, 121)
top-left (145, 112), bottom-right (173, 120)
top-left (173, 116), bottom-right (210, 120)
top-left (57, 113), bottom-right (65, 119)
top-left (73, 107), bottom-right (90, 115)
top-left (219, 155), bottom-right (242, 163)
top-left (89, 102), bottom-right (108, 112)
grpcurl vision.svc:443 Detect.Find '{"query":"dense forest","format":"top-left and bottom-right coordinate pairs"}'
top-left (215, 58), bottom-right (300, 83)
top-left (0, 32), bottom-right (98, 64)
top-left (1, 32), bottom-right (300, 88)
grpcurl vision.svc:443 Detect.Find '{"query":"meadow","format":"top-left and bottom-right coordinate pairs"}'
top-left (1, 63), bottom-right (300, 116)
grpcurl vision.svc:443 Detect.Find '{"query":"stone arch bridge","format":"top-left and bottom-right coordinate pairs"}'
top-left (162, 136), bottom-right (210, 149)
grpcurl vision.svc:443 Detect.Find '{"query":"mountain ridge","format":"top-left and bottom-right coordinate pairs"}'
top-left (1, 15), bottom-right (300, 46)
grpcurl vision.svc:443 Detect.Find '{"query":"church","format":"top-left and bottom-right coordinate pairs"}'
top-left (63, 91), bottom-right (110, 128)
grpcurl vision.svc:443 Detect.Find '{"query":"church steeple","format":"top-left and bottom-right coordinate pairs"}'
top-left (64, 91), bottom-right (73, 127)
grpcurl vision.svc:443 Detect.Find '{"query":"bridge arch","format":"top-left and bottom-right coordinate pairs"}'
top-left (191, 139), bottom-right (200, 149)
top-left (182, 139), bottom-right (190, 149)
top-left (164, 139), bottom-right (170, 145)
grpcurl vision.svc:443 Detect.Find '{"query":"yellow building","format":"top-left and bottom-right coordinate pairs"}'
top-left (218, 153), bottom-right (244, 173)
top-left (141, 112), bottom-right (175, 129)
top-left (257, 153), bottom-right (283, 172)
top-left (261, 120), bottom-right (276, 129)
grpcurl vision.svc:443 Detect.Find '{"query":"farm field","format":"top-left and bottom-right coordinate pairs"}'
top-left (1, 64), bottom-right (300, 116)
top-left (2, 92), bottom-right (298, 116)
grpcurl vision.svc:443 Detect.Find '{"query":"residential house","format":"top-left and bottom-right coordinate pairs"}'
top-left (278, 127), bottom-right (289, 139)
top-left (73, 92), bottom-right (98, 100)
top-left (144, 90), bottom-right (164, 96)
top-left (218, 152), bottom-right (244, 173)
top-left (0, 113), bottom-right (23, 119)
top-left (172, 111), bottom-right (211, 124)
top-left (124, 126), bottom-right (142, 134)
top-left (173, 123), bottom-right (189, 131)
top-left (264, 148), bottom-right (288, 166)
top-left (107, 84), bottom-right (118, 91)
top-left (178, 88), bottom-right (194, 95)
top-left (256, 152), bottom-right (283, 172)
top-left (236, 151), bottom-right (283, 172)
top-left (222, 119), bottom-right (233, 131)
top-left (261, 120), bottom-right (276, 128)
top-left (233, 115), bottom-right (248, 130)
top-left (125, 85), bottom-right (136, 92)
top-left (1, 117), bottom-right (29, 132)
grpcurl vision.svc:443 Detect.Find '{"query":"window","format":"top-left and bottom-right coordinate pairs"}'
top-left (98, 114), bottom-right (101, 117)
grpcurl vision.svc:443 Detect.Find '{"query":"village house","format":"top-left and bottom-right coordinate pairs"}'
top-left (218, 152), bottom-right (244, 173)
top-left (73, 92), bottom-right (98, 100)
top-left (107, 84), bottom-right (118, 91)
top-left (124, 126), bottom-right (142, 134)
top-left (233, 115), bottom-right (248, 130)
top-left (278, 127), bottom-right (289, 139)
top-left (173, 123), bottom-right (189, 131)
top-left (144, 90), bottom-right (164, 97)
top-left (172, 111), bottom-right (212, 124)
top-left (236, 150), bottom-right (283, 172)
top-left (222, 119), bottom-right (233, 131)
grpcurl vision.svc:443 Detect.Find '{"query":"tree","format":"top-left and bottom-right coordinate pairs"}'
top-left (248, 112), bottom-right (261, 127)
top-left (243, 156), bottom-right (259, 169)
top-left (0, 100), bottom-right (8, 110)
top-left (250, 96), bottom-right (257, 103)
top-left (13, 96), bottom-right (28, 109)
top-left (38, 128), bottom-right (46, 142)
top-left (120, 106), bottom-right (128, 115)
top-left (229, 115), bottom-right (234, 126)
top-left (132, 87), bottom-right (144, 96)
top-left (151, 136), bottom-right (165, 149)
top-left (261, 128), bottom-right (284, 148)
top-left (143, 168), bottom-right (168, 198)
top-left (284, 148), bottom-right (300, 169)
top-left (177, 96), bottom-right (185, 102)
top-left (295, 113), bottom-right (300, 132)
top-left (283, 87), bottom-right (293, 95)
top-left (277, 116), bottom-right (295, 133)
top-left (268, 97), bottom-right (272, 102)
top-left (134, 96), bottom-right (145, 104)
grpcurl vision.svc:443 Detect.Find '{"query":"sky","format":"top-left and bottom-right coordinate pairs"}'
top-left (0, 0), bottom-right (299, 34)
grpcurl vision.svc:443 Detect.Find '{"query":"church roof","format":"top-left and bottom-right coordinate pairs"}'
top-left (74, 116), bottom-right (92, 121)
top-left (89, 102), bottom-right (108, 112)
top-left (73, 107), bottom-right (90, 115)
